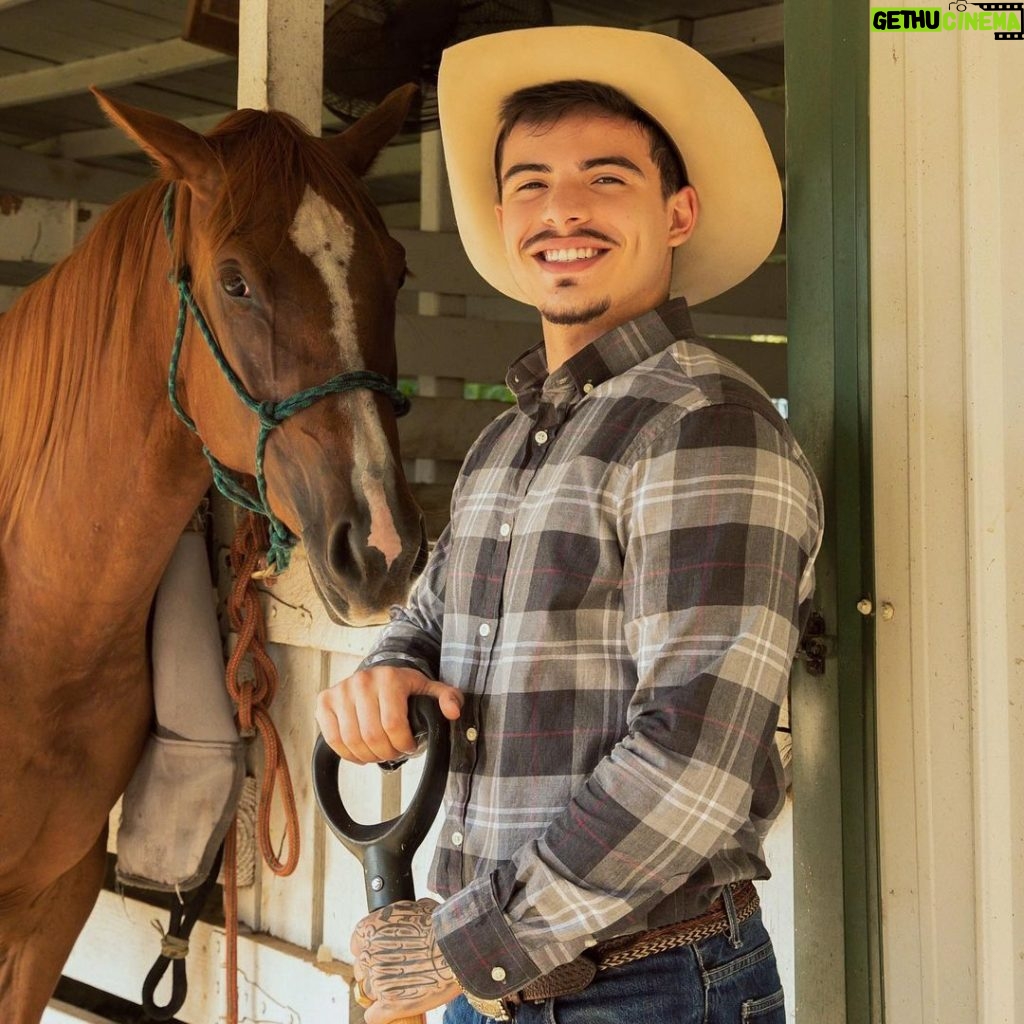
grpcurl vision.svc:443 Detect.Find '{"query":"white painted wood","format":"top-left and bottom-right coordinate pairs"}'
top-left (761, 798), bottom-right (796, 1023)
top-left (237, 0), bottom-right (324, 134)
top-left (0, 196), bottom-right (102, 263)
top-left (0, 39), bottom-right (229, 108)
top-left (870, 27), bottom-right (1024, 1024)
top-left (62, 889), bottom-right (353, 1023)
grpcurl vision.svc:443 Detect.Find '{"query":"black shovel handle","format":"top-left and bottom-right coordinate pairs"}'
top-left (312, 695), bottom-right (450, 910)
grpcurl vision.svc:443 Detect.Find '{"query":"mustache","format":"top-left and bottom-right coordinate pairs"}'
top-left (523, 227), bottom-right (617, 251)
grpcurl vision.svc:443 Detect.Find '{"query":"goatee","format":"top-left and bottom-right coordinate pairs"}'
top-left (540, 296), bottom-right (611, 326)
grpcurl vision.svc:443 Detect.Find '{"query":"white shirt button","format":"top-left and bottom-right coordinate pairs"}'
top-left (491, 967), bottom-right (507, 983)
top-left (534, 430), bottom-right (548, 444)
top-left (499, 522), bottom-right (511, 537)
top-left (451, 831), bottom-right (463, 846)
top-left (466, 727), bottom-right (479, 742)
top-left (478, 623), bottom-right (491, 637)
top-left (583, 382), bottom-right (594, 394)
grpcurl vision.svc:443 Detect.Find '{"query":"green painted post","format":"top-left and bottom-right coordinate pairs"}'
top-left (785, 0), bottom-right (881, 1021)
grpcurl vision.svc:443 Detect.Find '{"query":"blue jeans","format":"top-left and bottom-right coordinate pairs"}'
top-left (443, 907), bottom-right (785, 1024)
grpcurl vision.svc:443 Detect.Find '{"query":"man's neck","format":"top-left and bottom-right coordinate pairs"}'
top-left (540, 299), bottom-right (666, 373)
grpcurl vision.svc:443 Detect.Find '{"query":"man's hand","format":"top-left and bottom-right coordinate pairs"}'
top-left (351, 897), bottom-right (462, 1024)
top-left (316, 665), bottom-right (463, 764)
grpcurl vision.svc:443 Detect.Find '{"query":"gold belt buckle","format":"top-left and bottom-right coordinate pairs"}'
top-left (464, 991), bottom-right (514, 1021)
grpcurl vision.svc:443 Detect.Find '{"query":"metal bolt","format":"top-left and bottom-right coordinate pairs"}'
top-left (881, 602), bottom-right (895, 621)
top-left (856, 598), bottom-right (873, 616)
top-left (370, 876), bottom-right (384, 892)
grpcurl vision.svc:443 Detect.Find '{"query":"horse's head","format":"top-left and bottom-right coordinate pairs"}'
top-left (95, 88), bottom-right (428, 626)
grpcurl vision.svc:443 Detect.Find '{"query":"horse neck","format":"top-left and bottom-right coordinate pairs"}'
top-left (0, 192), bottom-right (211, 646)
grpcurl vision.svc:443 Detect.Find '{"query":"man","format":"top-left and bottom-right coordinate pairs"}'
top-left (316, 25), bottom-right (823, 1024)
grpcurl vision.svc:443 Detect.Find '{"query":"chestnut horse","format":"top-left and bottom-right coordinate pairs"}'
top-left (0, 86), bottom-right (426, 1021)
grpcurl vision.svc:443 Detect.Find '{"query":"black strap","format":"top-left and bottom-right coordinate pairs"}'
top-left (141, 844), bottom-right (224, 1021)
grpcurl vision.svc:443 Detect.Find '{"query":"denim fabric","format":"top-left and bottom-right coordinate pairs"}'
top-left (443, 908), bottom-right (785, 1024)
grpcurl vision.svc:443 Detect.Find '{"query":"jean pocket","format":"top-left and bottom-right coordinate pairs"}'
top-left (741, 987), bottom-right (786, 1021)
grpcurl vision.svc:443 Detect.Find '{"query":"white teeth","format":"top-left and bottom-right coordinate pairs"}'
top-left (542, 247), bottom-right (599, 263)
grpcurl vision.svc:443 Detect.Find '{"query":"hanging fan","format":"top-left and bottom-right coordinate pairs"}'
top-left (323, 0), bottom-right (553, 133)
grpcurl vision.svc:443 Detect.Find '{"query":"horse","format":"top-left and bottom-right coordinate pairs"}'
top-left (0, 84), bottom-right (427, 1022)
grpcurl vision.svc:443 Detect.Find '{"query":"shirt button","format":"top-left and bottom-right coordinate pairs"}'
top-left (534, 429), bottom-right (548, 444)
top-left (491, 967), bottom-right (507, 983)
top-left (451, 831), bottom-right (463, 846)
top-left (499, 522), bottom-right (511, 537)
top-left (478, 623), bottom-right (491, 637)
top-left (466, 727), bottom-right (479, 742)
top-left (583, 382), bottom-right (594, 394)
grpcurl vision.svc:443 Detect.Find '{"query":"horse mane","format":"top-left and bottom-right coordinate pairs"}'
top-left (0, 108), bottom-right (384, 539)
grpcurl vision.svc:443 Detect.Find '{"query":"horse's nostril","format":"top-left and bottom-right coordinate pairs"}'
top-left (329, 520), bottom-right (354, 573)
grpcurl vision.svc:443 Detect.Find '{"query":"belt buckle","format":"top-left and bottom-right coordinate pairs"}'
top-left (464, 991), bottom-right (515, 1021)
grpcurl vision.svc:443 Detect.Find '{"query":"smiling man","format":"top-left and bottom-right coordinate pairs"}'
top-left (316, 26), bottom-right (824, 1024)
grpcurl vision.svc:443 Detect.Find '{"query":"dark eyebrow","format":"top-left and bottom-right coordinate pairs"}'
top-left (501, 162), bottom-right (551, 187)
top-left (580, 156), bottom-right (645, 176)
top-left (500, 155), bottom-right (645, 188)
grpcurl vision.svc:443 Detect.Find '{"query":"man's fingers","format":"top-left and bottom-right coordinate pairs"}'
top-left (420, 680), bottom-right (464, 721)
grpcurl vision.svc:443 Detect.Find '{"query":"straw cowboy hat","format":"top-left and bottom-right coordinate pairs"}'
top-left (437, 26), bottom-right (782, 308)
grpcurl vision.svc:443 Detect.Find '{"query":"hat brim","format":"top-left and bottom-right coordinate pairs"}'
top-left (437, 26), bottom-right (783, 308)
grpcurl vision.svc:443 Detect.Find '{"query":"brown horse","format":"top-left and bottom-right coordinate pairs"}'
top-left (0, 86), bottom-right (426, 1022)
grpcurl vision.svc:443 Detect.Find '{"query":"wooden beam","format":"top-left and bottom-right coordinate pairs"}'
top-left (238, 0), bottom-right (323, 133)
top-left (648, 5), bottom-right (784, 57)
top-left (0, 39), bottom-right (231, 110)
top-left (0, 140), bottom-right (147, 203)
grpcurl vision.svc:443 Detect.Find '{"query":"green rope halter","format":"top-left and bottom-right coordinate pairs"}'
top-left (162, 184), bottom-right (410, 573)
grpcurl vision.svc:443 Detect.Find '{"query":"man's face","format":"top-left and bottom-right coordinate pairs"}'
top-left (495, 112), bottom-right (697, 334)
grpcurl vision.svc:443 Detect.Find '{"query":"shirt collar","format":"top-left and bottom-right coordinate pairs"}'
top-left (505, 297), bottom-right (696, 414)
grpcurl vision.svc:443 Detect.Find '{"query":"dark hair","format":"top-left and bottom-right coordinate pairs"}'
top-left (494, 80), bottom-right (689, 199)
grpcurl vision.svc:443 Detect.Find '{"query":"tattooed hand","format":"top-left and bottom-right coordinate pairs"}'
top-left (351, 897), bottom-right (461, 1024)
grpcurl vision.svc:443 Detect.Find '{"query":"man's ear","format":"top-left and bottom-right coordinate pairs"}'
top-left (667, 185), bottom-right (699, 248)
top-left (494, 203), bottom-right (504, 234)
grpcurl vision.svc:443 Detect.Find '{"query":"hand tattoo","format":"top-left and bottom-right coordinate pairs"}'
top-left (353, 898), bottom-right (457, 1006)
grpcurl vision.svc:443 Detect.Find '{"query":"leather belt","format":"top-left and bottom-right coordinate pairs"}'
top-left (464, 881), bottom-right (759, 1022)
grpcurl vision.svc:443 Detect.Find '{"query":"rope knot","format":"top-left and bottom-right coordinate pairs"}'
top-left (257, 400), bottom-right (281, 430)
top-left (151, 919), bottom-right (190, 960)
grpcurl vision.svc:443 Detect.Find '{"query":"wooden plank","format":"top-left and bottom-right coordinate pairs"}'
top-left (0, 139), bottom-right (147, 202)
top-left (0, 194), bottom-right (103, 262)
top-left (396, 313), bottom-right (536, 381)
top-left (62, 889), bottom-right (353, 1023)
top-left (43, 1001), bottom-right (114, 1024)
top-left (400, 396), bottom-right (508, 462)
top-left (0, 39), bottom-right (231, 109)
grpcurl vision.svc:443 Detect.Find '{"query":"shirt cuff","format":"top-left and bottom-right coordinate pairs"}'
top-left (433, 873), bottom-right (541, 998)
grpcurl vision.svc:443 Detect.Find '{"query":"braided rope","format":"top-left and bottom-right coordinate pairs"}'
top-left (222, 513), bottom-right (301, 1024)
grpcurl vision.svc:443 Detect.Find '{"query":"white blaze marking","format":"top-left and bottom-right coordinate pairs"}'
top-left (288, 187), bottom-right (404, 571)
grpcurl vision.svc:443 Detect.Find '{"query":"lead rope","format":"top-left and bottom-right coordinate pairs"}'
top-left (223, 512), bottom-right (301, 1023)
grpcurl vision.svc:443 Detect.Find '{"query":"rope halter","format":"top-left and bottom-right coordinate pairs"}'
top-left (162, 184), bottom-right (410, 574)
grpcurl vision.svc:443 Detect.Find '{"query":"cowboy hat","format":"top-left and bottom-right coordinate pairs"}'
top-left (437, 26), bottom-right (782, 308)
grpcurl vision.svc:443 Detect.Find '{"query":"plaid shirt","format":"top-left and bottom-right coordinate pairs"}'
top-left (362, 298), bottom-right (823, 999)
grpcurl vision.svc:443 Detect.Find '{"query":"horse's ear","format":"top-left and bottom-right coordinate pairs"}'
top-left (323, 83), bottom-right (418, 178)
top-left (91, 87), bottom-right (220, 194)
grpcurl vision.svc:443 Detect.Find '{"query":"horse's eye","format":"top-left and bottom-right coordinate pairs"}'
top-left (220, 272), bottom-right (250, 299)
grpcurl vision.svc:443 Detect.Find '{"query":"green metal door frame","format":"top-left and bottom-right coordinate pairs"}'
top-left (785, 1), bottom-right (881, 1021)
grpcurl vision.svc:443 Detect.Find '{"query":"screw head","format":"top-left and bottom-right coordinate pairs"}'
top-left (370, 876), bottom-right (384, 892)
